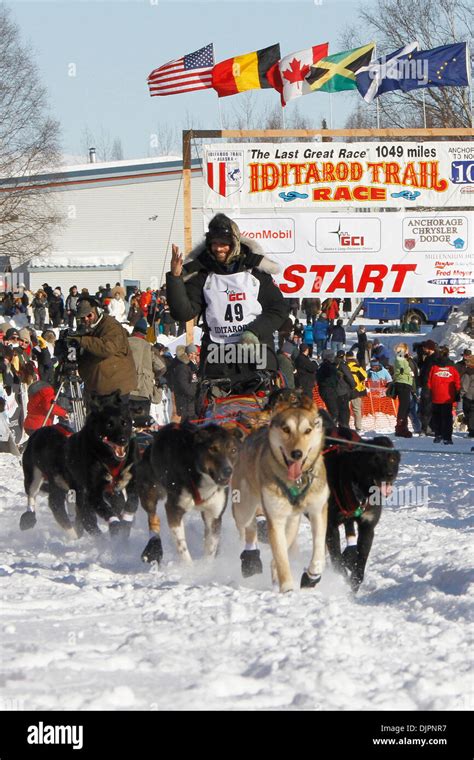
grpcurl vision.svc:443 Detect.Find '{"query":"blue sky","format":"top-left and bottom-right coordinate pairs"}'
top-left (9, 0), bottom-right (375, 161)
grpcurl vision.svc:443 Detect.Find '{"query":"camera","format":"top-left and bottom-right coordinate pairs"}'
top-left (55, 328), bottom-right (82, 379)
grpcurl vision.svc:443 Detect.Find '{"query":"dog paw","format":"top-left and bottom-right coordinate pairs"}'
top-left (280, 581), bottom-right (295, 593)
top-left (300, 571), bottom-right (321, 589)
top-left (141, 536), bottom-right (163, 565)
top-left (108, 520), bottom-right (131, 540)
top-left (341, 545), bottom-right (358, 573)
top-left (19, 511), bottom-right (37, 531)
top-left (349, 573), bottom-right (364, 593)
top-left (240, 549), bottom-right (263, 578)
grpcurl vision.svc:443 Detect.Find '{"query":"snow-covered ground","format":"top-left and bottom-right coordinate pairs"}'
top-left (0, 430), bottom-right (472, 712)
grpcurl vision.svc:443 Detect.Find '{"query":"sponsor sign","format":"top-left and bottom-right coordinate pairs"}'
top-left (316, 217), bottom-right (380, 253)
top-left (233, 217), bottom-right (295, 253)
top-left (204, 142), bottom-right (474, 209)
top-left (402, 215), bottom-right (468, 252)
top-left (203, 211), bottom-right (473, 297)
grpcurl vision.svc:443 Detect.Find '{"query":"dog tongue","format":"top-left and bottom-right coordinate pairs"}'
top-left (379, 481), bottom-right (393, 497)
top-left (287, 460), bottom-right (303, 481)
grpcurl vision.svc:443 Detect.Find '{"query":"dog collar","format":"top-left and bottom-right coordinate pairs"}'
top-left (333, 479), bottom-right (366, 519)
top-left (275, 472), bottom-right (315, 507)
top-left (190, 481), bottom-right (204, 505)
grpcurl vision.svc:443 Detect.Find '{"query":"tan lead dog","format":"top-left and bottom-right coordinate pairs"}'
top-left (232, 395), bottom-right (329, 593)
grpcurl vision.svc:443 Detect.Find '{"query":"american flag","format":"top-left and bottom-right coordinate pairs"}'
top-left (148, 44), bottom-right (215, 97)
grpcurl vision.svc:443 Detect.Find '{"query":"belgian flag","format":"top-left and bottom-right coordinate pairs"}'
top-left (212, 44), bottom-right (281, 97)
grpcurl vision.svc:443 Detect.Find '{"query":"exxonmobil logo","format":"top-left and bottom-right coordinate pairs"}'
top-left (239, 229), bottom-right (293, 240)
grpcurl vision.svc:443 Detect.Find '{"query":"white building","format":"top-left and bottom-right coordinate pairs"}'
top-left (5, 155), bottom-right (204, 294)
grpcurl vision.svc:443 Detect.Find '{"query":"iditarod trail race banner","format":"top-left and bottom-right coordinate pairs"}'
top-left (203, 211), bottom-right (474, 298)
top-left (204, 142), bottom-right (474, 209)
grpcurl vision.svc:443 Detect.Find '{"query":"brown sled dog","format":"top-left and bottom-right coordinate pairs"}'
top-left (232, 395), bottom-right (329, 593)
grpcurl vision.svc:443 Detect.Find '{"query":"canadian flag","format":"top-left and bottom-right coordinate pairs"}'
top-left (268, 43), bottom-right (329, 106)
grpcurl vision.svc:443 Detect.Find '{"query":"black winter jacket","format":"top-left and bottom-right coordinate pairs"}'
top-left (295, 353), bottom-right (318, 397)
top-left (166, 238), bottom-right (288, 382)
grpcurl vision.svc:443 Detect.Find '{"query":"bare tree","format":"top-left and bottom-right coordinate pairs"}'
top-left (149, 123), bottom-right (178, 157)
top-left (81, 126), bottom-right (125, 162)
top-left (0, 5), bottom-right (62, 265)
top-left (342, 0), bottom-right (473, 128)
top-left (95, 126), bottom-right (114, 162)
top-left (111, 138), bottom-right (124, 161)
top-left (80, 125), bottom-right (96, 161)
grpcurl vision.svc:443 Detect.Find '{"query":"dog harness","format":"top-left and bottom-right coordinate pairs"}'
top-left (190, 481), bottom-right (204, 506)
top-left (324, 429), bottom-right (367, 518)
top-left (104, 458), bottom-right (128, 495)
top-left (331, 478), bottom-right (367, 519)
top-left (275, 471), bottom-right (315, 507)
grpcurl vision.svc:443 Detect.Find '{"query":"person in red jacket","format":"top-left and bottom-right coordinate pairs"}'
top-left (427, 345), bottom-right (461, 445)
top-left (24, 379), bottom-right (68, 435)
top-left (139, 288), bottom-right (152, 318)
top-left (322, 297), bottom-right (340, 325)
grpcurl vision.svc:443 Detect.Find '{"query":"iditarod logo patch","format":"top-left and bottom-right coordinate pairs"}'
top-left (206, 149), bottom-right (244, 197)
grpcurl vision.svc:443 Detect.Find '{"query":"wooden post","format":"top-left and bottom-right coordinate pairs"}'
top-left (182, 129), bottom-right (194, 344)
top-left (182, 129), bottom-right (223, 345)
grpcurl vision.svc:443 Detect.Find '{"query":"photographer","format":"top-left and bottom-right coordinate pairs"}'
top-left (69, 297), bottom-right (137, 400)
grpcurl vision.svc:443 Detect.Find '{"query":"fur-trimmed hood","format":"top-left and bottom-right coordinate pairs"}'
top-left (186, 236), bottom-right (281, 276)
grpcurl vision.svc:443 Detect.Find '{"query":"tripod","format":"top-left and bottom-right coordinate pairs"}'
top-left (43, 371), bottom-right (86, 431)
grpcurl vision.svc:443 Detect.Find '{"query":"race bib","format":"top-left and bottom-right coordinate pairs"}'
top-left (203, 271), bottom-right (262, 344)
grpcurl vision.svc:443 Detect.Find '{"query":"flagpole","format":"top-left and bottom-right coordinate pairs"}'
top-left (467, 43), bottom-right (474, 129)
top-left (329, 93), bottom-right (333, 128)
top-left (216, 95), bottom-right (224, 130)
top-left (470, 82), bottom-right (474, 129)
top-left (374, 43), bottom-right (380, 129)
top-left (281, 104), bottom-right (286, 129)
top-left (422, 90), bottom-right (427, 128)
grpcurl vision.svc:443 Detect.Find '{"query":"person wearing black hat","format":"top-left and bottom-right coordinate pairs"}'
top-left (70, 297), bottom-right (138, 399)
top-left (316, 349), bottom-right (339, 423)
top-left (455, 348), bottom-right (472, 380)
top-left (166, 214), bottom-right (289, 389)
top-left (295, 343), bottom-right (318, 399)
top-left (334, 350), bottom-right (356, 427)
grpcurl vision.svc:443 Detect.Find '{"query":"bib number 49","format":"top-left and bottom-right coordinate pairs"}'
top-left (224, 303), bottom-right (244, 322)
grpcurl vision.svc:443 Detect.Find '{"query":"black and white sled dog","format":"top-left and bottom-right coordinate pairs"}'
top-left (21, 392), bottom-right (139, 538)
top-left (137, 422), bottom-right (242, 565)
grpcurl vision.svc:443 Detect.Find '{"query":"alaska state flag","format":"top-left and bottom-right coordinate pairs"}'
top-left (356, 42), bottom-right (470, 100)
top-left (398, 42), bottom-right (470, 92)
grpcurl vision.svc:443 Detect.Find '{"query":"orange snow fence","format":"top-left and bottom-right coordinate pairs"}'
top-left (313, 380), bottom-right (399, 433)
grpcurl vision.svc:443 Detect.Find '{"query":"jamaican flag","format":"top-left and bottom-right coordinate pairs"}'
top-left (305, 43), bottom-right (375, 93)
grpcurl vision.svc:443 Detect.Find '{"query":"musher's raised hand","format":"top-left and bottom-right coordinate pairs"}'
top-left (171, 244), bottom-right (184, 277)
